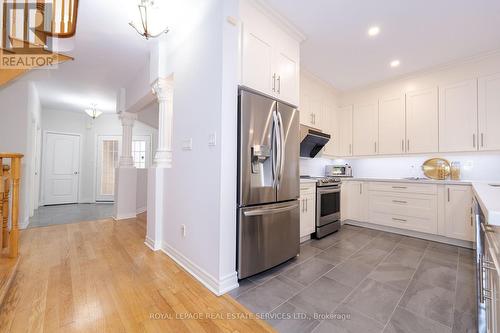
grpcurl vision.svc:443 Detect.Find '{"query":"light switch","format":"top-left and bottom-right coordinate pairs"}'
top-left (182, 138), bottom-right (193, 150)
top-left (208, 132), bottom-right (217, 146)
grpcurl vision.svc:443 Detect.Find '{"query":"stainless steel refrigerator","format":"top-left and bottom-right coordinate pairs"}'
top-left (237, 88), bottom-right (300, 279)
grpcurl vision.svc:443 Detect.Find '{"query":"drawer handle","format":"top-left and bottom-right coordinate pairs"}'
top-left (392, 218), bottom-right (407, 222)
top-left (392, 186), bottom-right (407, 189)
top-left (392, 200), bottom-right (407, 204)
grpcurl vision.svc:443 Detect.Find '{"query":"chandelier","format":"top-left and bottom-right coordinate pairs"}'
top-left (84, 104), bottom-right (102, 119)
top-left (129, 0), bottom-right (169, 40)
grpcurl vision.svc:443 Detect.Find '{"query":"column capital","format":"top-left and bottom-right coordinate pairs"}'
top-left (118, 111), bottom-right (138, 127)
top-left (151, 78), bottom-right (173, 102)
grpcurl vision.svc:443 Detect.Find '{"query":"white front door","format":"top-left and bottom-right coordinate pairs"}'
top-left (43, 132), bottom-right (80, 205)
top-left (96, 136), bottom-right (121, 202)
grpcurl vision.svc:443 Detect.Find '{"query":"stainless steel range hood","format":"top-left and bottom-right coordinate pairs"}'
top-left (299, 125), bottom-right (331, 158)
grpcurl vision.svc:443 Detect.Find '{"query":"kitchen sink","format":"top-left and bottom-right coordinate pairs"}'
top-left (402, 177), bottom-right (429, 181)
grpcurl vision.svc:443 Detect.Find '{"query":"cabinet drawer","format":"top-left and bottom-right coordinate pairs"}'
top-left (369, 192), bottom-right (438, 234)
top-left (300, 183), bottom-right (316, 194)
top-left (368, 182), bottom-right (437, 195)
top-left (370, 212), bottom-right (438, 234)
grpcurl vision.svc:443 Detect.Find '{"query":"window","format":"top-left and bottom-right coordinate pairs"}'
top-left (100, 139), bottom-right (119, 196)
top-left (132, 140), bottom-right (147, 169)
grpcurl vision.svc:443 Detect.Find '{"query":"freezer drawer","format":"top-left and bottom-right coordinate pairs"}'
top-left (238, 201), bottom-right (300, 279)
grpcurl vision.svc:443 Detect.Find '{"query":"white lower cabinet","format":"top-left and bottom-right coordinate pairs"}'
top-left (343, 181), bottom-right (473, 243)
top-left (341, 181), bottom-right (368, 222)
top-left (299, 183), bottom-right (316, 239)
top-left (443, 185), bottom-right (474, 241)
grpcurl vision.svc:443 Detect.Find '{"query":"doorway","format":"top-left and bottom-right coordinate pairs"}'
top-left (42, 132), bottom-right (81, 205)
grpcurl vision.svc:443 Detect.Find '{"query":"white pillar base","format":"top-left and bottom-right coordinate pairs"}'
top-left (113, 167), bottom-right (138, 220)
top-left (145, 166), bottom-right (167, 251)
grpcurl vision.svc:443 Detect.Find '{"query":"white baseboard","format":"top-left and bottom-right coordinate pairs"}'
top-left (136, 207), bottom-right (147, 214)
top-left (113, 213), bottom-right (137, 221)
top-left (161, 241), bottom-right (239, 296)
top-left (144, 236), bottom-right (160, 251)
top-left (20, 218), bottom-right (29, 230)
top-left (344, 220), bottom-right (474, 248)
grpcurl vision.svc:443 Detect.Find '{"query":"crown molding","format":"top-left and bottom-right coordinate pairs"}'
top-left (246, 0), bottom-right (306, 42)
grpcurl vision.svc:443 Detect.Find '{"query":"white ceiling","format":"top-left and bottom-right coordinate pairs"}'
top-left (264, 0), bottom-right (500, 90)
top-left (34, 0), bottom-right (152, 113)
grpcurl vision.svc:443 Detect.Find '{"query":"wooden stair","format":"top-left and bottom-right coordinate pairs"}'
top-left (0, 154), bottom-right (23, 310)
top-left (1, 0), bottom-right (79, 86)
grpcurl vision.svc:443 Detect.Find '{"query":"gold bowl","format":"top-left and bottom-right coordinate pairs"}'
top-left (422, 158), bottom-right (451, 180)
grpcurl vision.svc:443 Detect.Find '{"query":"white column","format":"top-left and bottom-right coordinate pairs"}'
top-left (151, 78), bottom-right (173, 168)
top-left (118, 111), bottom-right (138, 168)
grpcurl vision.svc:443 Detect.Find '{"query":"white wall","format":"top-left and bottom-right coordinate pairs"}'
top-left (0, 80), bottom-right (41, 227)
top-left (136, 168), bottom-right (148, 213)
top-left (40, 109), bottom-right (158, 203)
top-left (156, 0), bottom-right (239, 294)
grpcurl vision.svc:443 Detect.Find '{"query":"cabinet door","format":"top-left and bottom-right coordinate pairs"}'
top-left (322, 102), bottom-right (336, 156)
top-left (406, 88), bottom-right (439, 154)
top-left (338, 106), bottom-right (353, 156)
top-left (275, 50), bottom-right (299, 107)
top-left (444, 185), bottom-right (473, 241)
top-left (353, 103), bottom-right (378, 156)
top-left (299, 190), bottom-right (316, 238)
top-left (345, 182), bottom-right (368, 222)
top-left (479, 73), bottom-right (500, 151)
top-left (439, 79), bottom-right (478, 152)
top-left (378, 95), bottom-right (406, 155)
top-left (241, 24), bottom-right (273, 96)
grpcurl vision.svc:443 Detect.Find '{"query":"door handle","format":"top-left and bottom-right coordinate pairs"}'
top-left (392, 200), bottom-right (407, 204)
top-left (244, 203), bottom-right (299, 216)
top-left (305, 198), bottom-right (308, 212)
top-left (277, 75), bottom-right (281, 94)
top-left (74, 172), bottom-right (79, 175)
top-left (481, 133), bottom-right (484, 148)
top-left (447, 188), bottom-right (450, 202)
top-left (402, 139), bottom-right (405, 152)
top-left (277, 111), bottom-right (285, 184)
top-left (374, 142), bottom-right (377, 153)
top-left (392, 217), bottom-right (407, 222)
top-left (407, 139), bottom-right (410, 152)
top-left (473, 134), bottom-right (476, 148)
top-left (272, 73), bottom-right (276, 92)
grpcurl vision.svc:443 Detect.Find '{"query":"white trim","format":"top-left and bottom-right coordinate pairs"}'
top-left (344, 219), bottom-right (473, 249)
top-left (161, 241), bottom-right (239, 296)
top-left (20, 218), bottom-right (30, 230)
top-left (144, 236), bottom-right (160, 251)
top-left (246, 0), bottom-right (306, 42)
top-left (136, 206), bottom-right (147, 214)
top-left (112, 213), bottom-right (137, 221)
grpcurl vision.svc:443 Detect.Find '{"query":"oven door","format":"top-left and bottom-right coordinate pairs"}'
top-left (316, 186), bottom-right (341, 227)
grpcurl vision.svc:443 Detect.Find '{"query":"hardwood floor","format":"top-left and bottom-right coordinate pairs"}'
top-left (0, 217), bottom-right (274, 332)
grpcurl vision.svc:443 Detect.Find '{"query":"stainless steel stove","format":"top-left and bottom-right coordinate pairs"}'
top-left (301, 176), bottom-right (342, 238)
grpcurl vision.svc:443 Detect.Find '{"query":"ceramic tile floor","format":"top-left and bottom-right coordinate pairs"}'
top-left (28, 203), bottom-right (114, 228)
top-left (231, 223), bottom-right (476, 333)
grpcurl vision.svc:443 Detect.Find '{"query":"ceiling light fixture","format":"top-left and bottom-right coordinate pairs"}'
top-left (129, 0), bottom-right (169, 40)
top-left (85, 104), bottom-right (103, 119)
top-left (390, 60), bottom-right (401, 68)
top-left (367, 26), bottom-right (380, 37)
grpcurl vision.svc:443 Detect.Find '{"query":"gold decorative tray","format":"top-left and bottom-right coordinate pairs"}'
top-left (422, 158), bottom-right (451, 180)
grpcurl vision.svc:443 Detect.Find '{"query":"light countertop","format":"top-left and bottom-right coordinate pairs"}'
top-left (340, 177), bottom-right (472, 185)
top-left (472, 182), bottom-right (500, 226)
top-left (300, 178), bottom-right (317, 184)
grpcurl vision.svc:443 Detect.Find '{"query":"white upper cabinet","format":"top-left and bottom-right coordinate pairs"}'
top-left (353, 103), bottom-right (378, 156)
top-left (322, 102), bottom-right (336, 156)
top-left (337, 105), bottom-right (353, 156)
top-left (240, 0), bottom-right (301, 106)
top-left (478, 73), bottom-right (500, 151)
top-left (439, 79), bottom-right (478, 152)
top-left (405, 88), bottom-right (439, 154)
top-left (378, 95), bottom-right (406, 155)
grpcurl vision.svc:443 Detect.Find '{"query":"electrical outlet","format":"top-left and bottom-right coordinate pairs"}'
top-left (182, 139), bottom-right (193, 150)
top-left (208, 132), bottom-right (217, 146)
top-left (181, 224), bottom-right (187, 238)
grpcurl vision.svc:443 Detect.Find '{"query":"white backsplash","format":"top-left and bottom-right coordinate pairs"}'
top-left (300, 153), bottom-right (500, 181)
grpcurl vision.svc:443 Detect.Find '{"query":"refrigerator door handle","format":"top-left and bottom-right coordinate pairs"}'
top-left (277, 110), bottom-right (285, 185)
top-left (243, 202), bottom-right (299, 217)
top-left (272, 111), bottom-right (282, 188)
top-left (271, 111), bottom-right (278, 188)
